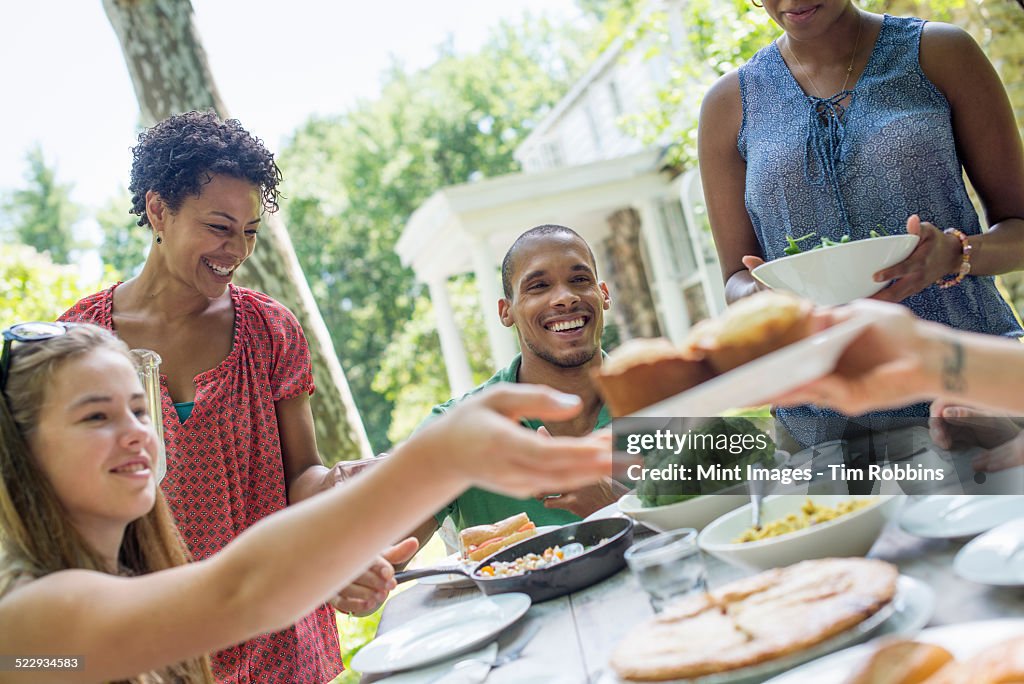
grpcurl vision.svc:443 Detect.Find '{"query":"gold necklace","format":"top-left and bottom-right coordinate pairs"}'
top-left (785, 13), bottom-right (864, 98)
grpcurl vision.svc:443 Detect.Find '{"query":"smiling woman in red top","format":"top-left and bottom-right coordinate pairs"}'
top-left (59, 110), bottom-right (413, 683)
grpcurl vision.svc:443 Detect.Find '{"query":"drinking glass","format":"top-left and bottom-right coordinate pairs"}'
top-left (334, 453), bottom-right (391, 483)
top-left (624, 528), bottom-right (706, 613)
top-left (130, 349), bottom-right (166, 483)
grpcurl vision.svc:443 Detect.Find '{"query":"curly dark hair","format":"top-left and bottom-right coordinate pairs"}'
top-left (128, 110), bottom-right (282, 228)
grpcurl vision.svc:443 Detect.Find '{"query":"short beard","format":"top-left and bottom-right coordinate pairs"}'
top-left (524, 339), bottom-right (597, 369)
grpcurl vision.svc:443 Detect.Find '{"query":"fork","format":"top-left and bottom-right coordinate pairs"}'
top-left (430, 620), bottom-right (541, 684)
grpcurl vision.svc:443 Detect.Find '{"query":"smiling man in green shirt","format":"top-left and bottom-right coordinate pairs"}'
top-left (410, 225), bottom-right (626, 545)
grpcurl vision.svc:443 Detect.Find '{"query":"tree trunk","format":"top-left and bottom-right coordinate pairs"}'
top-left (103, 0), bottom-right (372, 461)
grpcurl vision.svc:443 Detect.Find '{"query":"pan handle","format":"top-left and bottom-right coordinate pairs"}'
top-left (394, 565), bottom-right (469, 584)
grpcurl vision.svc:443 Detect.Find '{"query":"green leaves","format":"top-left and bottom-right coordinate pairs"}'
top-left (0, 244), bottom-right (115, 323)
top-left (278, 15), bottom-right (595, 451)
top-left (0, 145), bottom-right (80, 265)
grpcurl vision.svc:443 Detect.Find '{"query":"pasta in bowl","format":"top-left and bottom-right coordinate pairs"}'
top-left (698, 494), bottom-right (900, 571)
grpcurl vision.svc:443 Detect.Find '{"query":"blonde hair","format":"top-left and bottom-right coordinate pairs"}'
top-left (0, 324), bottom-right (213, 684)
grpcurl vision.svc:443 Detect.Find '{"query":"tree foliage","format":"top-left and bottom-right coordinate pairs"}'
top-left (373, 276), bottom-right (494, 444)
top-left (278, 15), bottom-right (593, 451)
top-left (95, 187), bottom-right (149, 278)
top-left (0, 145), bottom-right (79, 264)
top-left (618, 0), bottom-right (966, 168)
top-left (0, 243), bottom-right (116, 323)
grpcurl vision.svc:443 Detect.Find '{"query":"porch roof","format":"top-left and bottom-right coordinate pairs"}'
top-left (397, 148), bottom-right (668, 283)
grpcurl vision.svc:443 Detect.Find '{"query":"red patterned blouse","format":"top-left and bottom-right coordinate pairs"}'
top-left (60, 284), bottom-right (343, 684)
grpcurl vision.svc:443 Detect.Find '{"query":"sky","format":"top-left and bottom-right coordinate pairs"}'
top-left (0, 0), bottom-right (581, 225)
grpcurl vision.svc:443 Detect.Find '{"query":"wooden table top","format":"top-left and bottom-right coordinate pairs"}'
top-left (364, 512), bottom-right (1024, 683)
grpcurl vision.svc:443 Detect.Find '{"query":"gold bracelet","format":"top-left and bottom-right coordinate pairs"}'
top-left (936, 228), bottom-right (972, 290)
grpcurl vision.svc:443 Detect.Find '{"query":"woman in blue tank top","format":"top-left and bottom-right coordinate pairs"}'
top-left (697, 1), bottom-right (1024, 447)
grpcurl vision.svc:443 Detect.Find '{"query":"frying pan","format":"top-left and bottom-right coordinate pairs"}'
top-left (395, 517), bottom-right (634, 603)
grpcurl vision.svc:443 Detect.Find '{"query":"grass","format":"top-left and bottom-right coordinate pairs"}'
top-left (329, 533), bottom-right (450, 683)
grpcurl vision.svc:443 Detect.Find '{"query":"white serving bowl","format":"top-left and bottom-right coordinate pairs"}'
top-left (698, 494), bottom-right (900, 571)
top-left (618, 493), bottom-right (748, 532)
top-left (752, 235), bottom-right (919, 306)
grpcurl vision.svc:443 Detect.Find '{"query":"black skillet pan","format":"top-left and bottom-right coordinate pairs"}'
top-left (394, 517), bottom-right (634, 603)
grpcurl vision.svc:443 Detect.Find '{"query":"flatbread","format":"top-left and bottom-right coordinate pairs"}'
top-left (611, 558), bottom-right (898, 681)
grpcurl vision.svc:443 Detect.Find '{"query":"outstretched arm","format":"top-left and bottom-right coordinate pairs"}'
top-left (0, 385), bottom-right (610, 683)
top-left (772, 300), bottom-right (1024, 415)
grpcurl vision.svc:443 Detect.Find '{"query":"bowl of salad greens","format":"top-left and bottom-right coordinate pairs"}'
top-left (618, 417), bottom-right (777, 531)
top-left (751, 232), bottom-right (918, 306)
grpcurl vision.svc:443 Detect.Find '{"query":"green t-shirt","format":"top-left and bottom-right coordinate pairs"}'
top-left (418, 354), bottom-right (611, 531)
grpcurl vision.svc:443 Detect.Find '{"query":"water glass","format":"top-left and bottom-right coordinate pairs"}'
top-left (130, 349), bottom-right (166, 483)
top-left (624, 528), bottom-right (706, 613)
top-left (334, 453), bottom-right (390, 483)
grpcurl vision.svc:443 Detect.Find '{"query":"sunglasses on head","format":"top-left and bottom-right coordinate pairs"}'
top-left (1, 322), bottom-right (76, 392)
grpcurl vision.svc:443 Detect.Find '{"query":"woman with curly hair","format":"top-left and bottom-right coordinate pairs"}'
top-left (58, 110), bottom-right (405, 682)
top-left (0, 322), bottom-right (608, 684)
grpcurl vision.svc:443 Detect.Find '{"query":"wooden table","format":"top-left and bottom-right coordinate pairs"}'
top-left (364, 516), bottom-right (1024, 683)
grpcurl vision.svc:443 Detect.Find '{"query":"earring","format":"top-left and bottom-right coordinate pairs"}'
top-left (155, 234), bottom-right (163, 245)
top-left (751, 0), bottom-right (763, 6)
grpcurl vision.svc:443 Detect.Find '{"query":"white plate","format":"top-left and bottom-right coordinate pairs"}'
top-left (598, 575), bottom-right (932, 684)
top-left (899, 495), bottom-right (1024, 539)
top-left (373, 643), bottom-right (498, 684)
top-left (417, 525), bottom-right (562, 588)
top-left (764, 618), bottom-right (1024, 684)
top-left (954, 517), bottom-right (1024, 586)
top-left (351, 592), bottom-right (531, 675)
top-left (630, 315), bottom-right (872, 417)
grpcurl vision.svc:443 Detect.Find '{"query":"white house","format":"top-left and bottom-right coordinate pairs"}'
top-left (395, 0), bottom-right (726, 395)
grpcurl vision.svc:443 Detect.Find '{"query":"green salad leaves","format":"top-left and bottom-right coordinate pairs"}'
top-left (783, 225), bottom-right (890, 256)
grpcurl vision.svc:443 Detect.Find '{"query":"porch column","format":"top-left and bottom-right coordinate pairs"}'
top-left (637, 200), bottom-right (690, 345)
top-left (427, 276), bottom-right (474, 396)
top-left (471, 238), bottom-right (519, 368)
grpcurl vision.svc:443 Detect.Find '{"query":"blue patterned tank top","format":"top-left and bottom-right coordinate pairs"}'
top-left (737, 15), bottom-right (1022, 446)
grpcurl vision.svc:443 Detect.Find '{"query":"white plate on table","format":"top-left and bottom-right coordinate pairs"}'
top-left (372, 642), bottom-right (498, 684)
top-left (764, 618), bottom-right (1024, 684)
top-left (954, 517), bottom-right (1024, 586)
top-left (630, 314), bottom-right (872, 417)
top-left (900, 495), bottom-right (1024, 539)
top-left (417, 525), bottom-right (561, 588)
top-left (351, 592), bottom-right (531, 675)
top-left (598, 575), bottom-right (933, 684)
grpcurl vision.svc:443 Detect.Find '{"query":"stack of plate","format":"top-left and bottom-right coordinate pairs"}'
top-left (900, 495), bottom-right (1024, 586)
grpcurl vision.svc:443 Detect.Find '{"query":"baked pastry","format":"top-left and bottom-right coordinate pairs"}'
top-left (845, 639), bottom-right (954, 684)
top-left (922, 636), bottom-right (1024, 684)
top-left (592, 337), bottom-right (715, 417)
top-left (458, 512), bottom-right (537, 562)
top-left (686, 291), bottom-right (814, 374)
top-left (611, 558), bottom-right (898, 681)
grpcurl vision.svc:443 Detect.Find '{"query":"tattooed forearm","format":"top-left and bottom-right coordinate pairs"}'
top-left (941, 338), bottom-right (967, 394)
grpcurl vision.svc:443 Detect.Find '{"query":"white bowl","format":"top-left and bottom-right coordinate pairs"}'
top-left (618, 493), bottom-right (748, 532)
top-left (752, 235), bottom-right (919, 306)
top-left (698, 494), bottom-right (900, 571)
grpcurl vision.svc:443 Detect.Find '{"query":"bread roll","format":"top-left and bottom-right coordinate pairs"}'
top-left (592, 338), bottom-right (715, 417)
top-left (687, 291), bottom-right (814, 374)
top-left (844, 639), bottom-right (954, 684)
top-left (922, 635), bottom-right (1024, 684)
